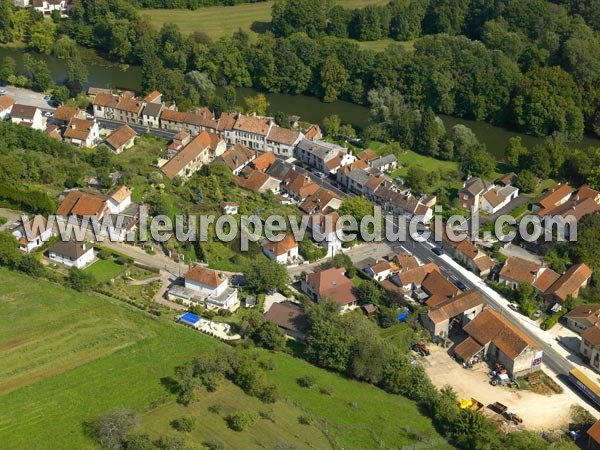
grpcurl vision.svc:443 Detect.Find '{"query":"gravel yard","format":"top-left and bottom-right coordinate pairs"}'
top-left (422, 344), bottom-right (598, 430)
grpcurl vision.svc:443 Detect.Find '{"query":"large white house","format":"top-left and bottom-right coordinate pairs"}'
top-left (47, 240), bottom-right (95, 269)
top-left (10, 104), bottom-right (43, 130)
top-left (169, 265), bottom-right (239, 311)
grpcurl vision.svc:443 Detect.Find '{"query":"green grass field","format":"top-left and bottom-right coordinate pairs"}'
top-left (0, 268), bottom-right (449, 449)
top-left (84, 259), bottom-right (124, 283)
top-left (142, 0), bottom-right (390, 40)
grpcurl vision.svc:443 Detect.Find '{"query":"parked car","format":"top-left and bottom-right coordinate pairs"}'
top-left (431, 247), bottom-right (443, 256)
top-left (508, 303), bottom-right (519, 312)
top-left (314, 171), bottom-right (326, 179)
top-left (454, 280), bottom-right (467, 291)
top-left (533, 309), bottom-right (542, 319)
top-left (0, 89), bottom-right (6, 95)
top-left (43, 111), bottom-right (53, 117)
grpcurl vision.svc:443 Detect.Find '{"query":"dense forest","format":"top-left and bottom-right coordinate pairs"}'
top-left (1, 0), bottom-right (600, 143)
top-left (134, 0), bottom-right (266, 8)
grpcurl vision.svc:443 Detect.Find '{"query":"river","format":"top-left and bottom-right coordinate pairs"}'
top-left (3, 45), bottom-right (600, 159)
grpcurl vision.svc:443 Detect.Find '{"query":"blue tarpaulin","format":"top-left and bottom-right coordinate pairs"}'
top-left (398, 313), bottom-right (408, 322)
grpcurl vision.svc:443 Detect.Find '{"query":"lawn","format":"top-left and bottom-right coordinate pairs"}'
top-left (84, 259), bottom-right (124, 283)
top-left (139, 348), bottom-right (451, 450)
top-left (0, 268), bottom-right (450, 449)
top-left (142, 0), bottom-right (389, 39)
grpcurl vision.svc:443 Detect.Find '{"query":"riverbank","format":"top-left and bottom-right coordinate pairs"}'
top-left (3, 43), bottom-right (600, 159)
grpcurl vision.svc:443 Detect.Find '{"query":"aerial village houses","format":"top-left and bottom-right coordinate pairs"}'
top-left (420, 290), bottom-right (485, 337)
top-left (499, 256), bottom-right (593, 310)
top-left (432, 221), bottom-right (494, 276)
top-left (32, 0), bottom-right (70, 16)
top-left (92, 92), bottom-right (144, 124)
top-left (47, 240), bottom-right (95, 269)
top-left (365, 260), bottom-right (393, 282)
top-left (280, 169), bottom-right (320, 201)
top-left (51, 105), bottom-right (86, 127)
top-left (10, 104), bottom-right (43, 130)
top-left (0, 95), bottom-right (15, 120)
top-left (237, 170), bottom-right (281, 194)
top-left (454, 309), bottom-right (542, 377)
top-left (580, 325), bottom-right (600, 372)
top-left (261, 234), bottom-right (299, 264)
top-left (11, 215), bottom-right (54, 253)
top-left (458, 176), bottom-right (519, 214)
top-left (264, 301), bottom-right (309, 341)
top-left (534, 184), bottom-right (600, 239)
top-left (213, 144), bottom-right (256, 176)
top-left (295, 139), bottom-right (354, 174)
top-left (307, 211), bottom-right (344, 256)
top-left (301, 267), bottom-right (359, 312)
top-left (161, 131), bottom-right (225, 180)
top-left (231, 114), bottom-right (273, 151)
top-left (498, 256), bottom-right (542, 289)
top-left (564, 305), bottom-right (600, 334)
top-left (141, 102), bottom-right (163, 128)
top-left (169, 265), bottom-right (239, 311)
top-left (63, 118), bottom-right (100, 148)
top-left (265, 126), bottom-right (303, 157)
top-left (104, 125), bottom-right (137, 154)
top-left (57, 190), bottom-right (110, 222)
top-left (220, 201), bottom-right (239, 215)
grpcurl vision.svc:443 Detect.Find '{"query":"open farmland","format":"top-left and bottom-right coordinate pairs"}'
top-left (142, 0), bottom-right (390, 39)
top-left (0, 268), bottom-right (449, 449)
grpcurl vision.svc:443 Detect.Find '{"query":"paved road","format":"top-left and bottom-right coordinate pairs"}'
top-left (382, 216), bottom-right (575, 377)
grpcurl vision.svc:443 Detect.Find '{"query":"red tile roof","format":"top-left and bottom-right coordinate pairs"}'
top-left (57, 190), bottom-right (108, 218)
top-left (105, 125), bottom-right (136, 150)
top-left (252, 152), bottom-right (276, 172)
top-left (161, 132), bottom-right (212, 179)
top-left (267, 126), bottom-right (300, 145)
top-left (0, 95), bottom-right (15, 111)
top-left (499, 256), bottom-right (541, 285)
top-left (463, 309), bottom-right (539, 359)
top-left (546, 263), bottom-right (593, 303)
top-left (305, 267), bottom-right (357, 306)
top-left (262, 234), bottom-right (298, 257)
top-left (185, 265), bottom-right (225, 288)
top-left (64, 118), bottom-right (96, 141)
top-left (93, 93), bottom-right (143, 114)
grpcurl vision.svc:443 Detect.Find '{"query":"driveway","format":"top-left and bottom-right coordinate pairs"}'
top-left (2, 86), bottom-right (55, 111)
top-left (500, 243), bottom-right (542, 264)
top-left (480, 194), bottom-right (530, 226)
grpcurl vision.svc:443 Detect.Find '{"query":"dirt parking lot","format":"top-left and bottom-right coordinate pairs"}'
top-left (423, 345), bottom-right (598, 430)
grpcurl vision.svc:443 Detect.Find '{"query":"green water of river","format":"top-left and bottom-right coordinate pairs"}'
top-left (2, 45), bottom-right (599, 159)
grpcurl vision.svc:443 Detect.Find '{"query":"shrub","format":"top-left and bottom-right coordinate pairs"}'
top-left (298, 415), bottom-right (312, 425)
top-left (204, 438), bottom-right (225, 450)
top-left (171, 415), bottom-right (197, 433)
top-left (226, 410), bottom-right (259, 431)
top-left (297, 375), bottom-right (317, 388)
top-left (319, 385), bottom-right (334, 396)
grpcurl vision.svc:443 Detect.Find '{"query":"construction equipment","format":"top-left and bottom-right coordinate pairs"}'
top-left (505, 410), bottom-right (523, 424)
top-left (491, 402), bottom-right (508, 414)
top-left (411, 341), bottom-right (430, 357)
top-left (459, 398), bottom-right (484, 411)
